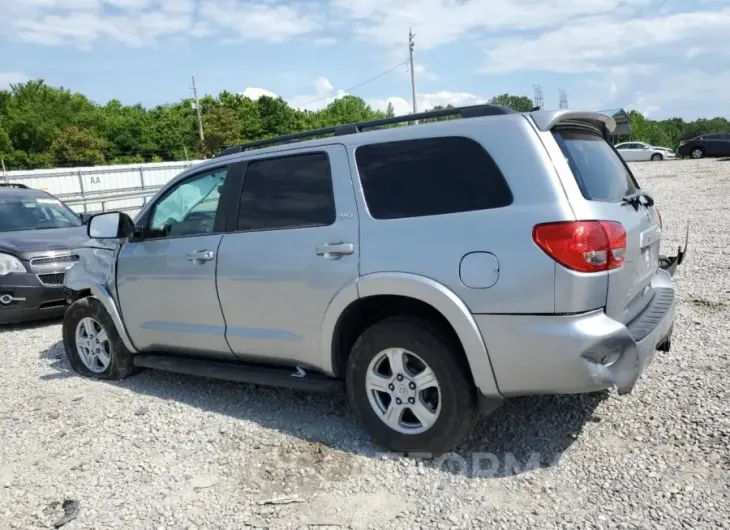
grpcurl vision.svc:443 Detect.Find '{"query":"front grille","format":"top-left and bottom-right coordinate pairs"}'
top-left (37, 272), bottom-right (66, 287)
top-left (30, 254), bottom-right (79, 267)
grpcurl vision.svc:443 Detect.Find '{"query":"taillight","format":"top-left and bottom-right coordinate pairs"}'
top-left (532, 221), bottom-right (627, 273)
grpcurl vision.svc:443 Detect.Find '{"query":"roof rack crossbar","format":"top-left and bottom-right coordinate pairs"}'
top-left (0, 182), bottom-right (29, 189)
top-left (214, 103), bottom-right (516, 157)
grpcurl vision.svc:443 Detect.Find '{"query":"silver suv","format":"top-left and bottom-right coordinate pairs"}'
top-left (62, 105), bottom-right (687, 455)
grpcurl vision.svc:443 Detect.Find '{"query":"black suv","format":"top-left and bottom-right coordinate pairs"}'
top-left (0, 183), bottom-right (92, 324)
top-left (677, 132), bottom-right (730, 159)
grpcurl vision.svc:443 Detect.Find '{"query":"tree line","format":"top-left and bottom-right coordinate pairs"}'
top-left (1, 80), bottom-right (728, 170)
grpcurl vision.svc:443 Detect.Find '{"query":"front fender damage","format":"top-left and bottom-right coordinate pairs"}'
top-left (63, 239), bottom-right (138, 353)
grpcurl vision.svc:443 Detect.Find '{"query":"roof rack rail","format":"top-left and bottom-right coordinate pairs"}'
top-left (214, 103), bottom-right (516, 157)
top-left (0, 182), bottom-right (29, 189)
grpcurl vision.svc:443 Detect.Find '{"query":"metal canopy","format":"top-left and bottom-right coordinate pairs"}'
top-left (600, 108), bottom-right (632, 137)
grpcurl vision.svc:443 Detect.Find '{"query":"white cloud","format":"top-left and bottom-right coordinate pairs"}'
top-left (331, 0), bottom-right (640, 51)
top-left (0, 72), bottom-right (31, 89)
top-left (0, 72), bottom-right (30, 90)
top-left (481, 8), bottom-right (730, 74)
top-left (312, 37), bottom-right (337, 47)
top-left (368, 90), bottom-right (487, 115)
top-left (0, 0), bottom-right (323, 48)
top-left (240, 87), bottom-right (278, 100)
top-left (287, 77), bottom-right (349, 111)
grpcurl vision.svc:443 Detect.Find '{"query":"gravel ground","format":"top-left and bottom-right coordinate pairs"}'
top-left (1, 159), bottom-right (729, 530)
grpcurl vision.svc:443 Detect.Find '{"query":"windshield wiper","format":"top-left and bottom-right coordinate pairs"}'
top-left (622, 191), bottom-right (654, 211)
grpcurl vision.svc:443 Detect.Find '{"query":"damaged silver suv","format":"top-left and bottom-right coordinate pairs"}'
top-left (62, 105), bottom-right (687, 455)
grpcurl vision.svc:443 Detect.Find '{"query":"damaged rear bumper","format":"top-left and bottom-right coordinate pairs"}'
top-left (474, 269), bottom-right (678, 397)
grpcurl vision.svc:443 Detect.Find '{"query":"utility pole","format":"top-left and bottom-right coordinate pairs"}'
top-left (409, 28), bottom-right (418, 115)
top-left (559, 89), bottom-right (568, 109)
top-left (191, 76), bottom-right (205, 144)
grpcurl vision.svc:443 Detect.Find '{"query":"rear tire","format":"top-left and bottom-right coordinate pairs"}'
top-left (346, 317), bottom-right (478, 455)
top-left (63, 297), bottom-right (138, 380)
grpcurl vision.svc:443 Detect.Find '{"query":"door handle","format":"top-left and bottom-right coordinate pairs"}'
top-left (316, 242), bottom-right (354, 259)
top-left (186, 249), bottom-right (215, 263)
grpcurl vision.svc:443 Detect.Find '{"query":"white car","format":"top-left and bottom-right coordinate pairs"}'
top-left (615, 141), bottom-right (676, 162)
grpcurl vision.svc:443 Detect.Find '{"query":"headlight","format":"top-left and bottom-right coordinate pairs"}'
top-left (0, 253), bottom-right (27, 275)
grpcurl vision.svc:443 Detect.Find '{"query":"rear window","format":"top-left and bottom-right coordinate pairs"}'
top-left (553, 129), bottom-right (637, 202)
top-left (355, 136), bottom-right (513, 220)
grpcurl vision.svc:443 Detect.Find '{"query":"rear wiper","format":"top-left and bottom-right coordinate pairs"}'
top-left (622, 191), bottom-right (654, 211)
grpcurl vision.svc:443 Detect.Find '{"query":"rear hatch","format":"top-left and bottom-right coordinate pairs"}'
top-left (552, 127), bottom-right (661, 324)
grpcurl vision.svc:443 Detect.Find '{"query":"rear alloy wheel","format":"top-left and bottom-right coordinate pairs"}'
top-left (347, 317), bottom-right (478, 455)
top-left (691, 147), bottom-right (705, 159)
top-left (651, 153), bottom-right (663, 161)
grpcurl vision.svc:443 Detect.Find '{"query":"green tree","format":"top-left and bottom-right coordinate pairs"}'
top-left (50, 126), bottom-right (107, 166)
top-left (488, 93), bottom-right (534, 112)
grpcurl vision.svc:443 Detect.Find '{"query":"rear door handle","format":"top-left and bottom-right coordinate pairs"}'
top-left (186, 250), bottom-right (215, 263)
top-left (316, 242), bottom-right (354, 259)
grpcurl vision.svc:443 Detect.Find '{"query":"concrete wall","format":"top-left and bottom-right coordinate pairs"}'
top-left (2, 160), bottom-right (205, 213)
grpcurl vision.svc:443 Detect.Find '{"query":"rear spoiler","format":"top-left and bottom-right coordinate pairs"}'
top-left (529, 110), bottom-right (617, 137)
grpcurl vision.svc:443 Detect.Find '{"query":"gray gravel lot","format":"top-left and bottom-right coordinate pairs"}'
top-left (1, 159), bottom-right (729, 530)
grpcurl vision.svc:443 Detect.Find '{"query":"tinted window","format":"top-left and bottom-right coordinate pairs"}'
top-left (355, 136), bottom-right (512, 220)
top-left (149, 167), bottom-right (227, 238)
top-left (553, 129), bottom-right (637, 202)
top-left (704, 133), bottom-right (723, 140)
top-left (237, 152), bottom-right (336, 232)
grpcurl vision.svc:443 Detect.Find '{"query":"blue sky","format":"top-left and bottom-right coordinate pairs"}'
top-left (1, 0), bottom-right (729, 120)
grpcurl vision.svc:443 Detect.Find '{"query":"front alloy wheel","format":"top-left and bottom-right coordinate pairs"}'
top-left (75, 317), bottom-right (112, 373)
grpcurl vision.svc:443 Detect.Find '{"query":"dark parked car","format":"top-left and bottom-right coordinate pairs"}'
top-left (0, 183), bottom-right (91, 324)
top-left (677, 132), bottom-right (730, 159)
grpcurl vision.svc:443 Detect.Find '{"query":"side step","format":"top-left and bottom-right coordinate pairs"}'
top-left (132, 354), bottom-right (344, 392)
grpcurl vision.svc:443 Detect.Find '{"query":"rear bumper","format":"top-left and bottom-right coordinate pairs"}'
top-left (475, 269), bottom-right (676, 397)
top-left (0, 274), bottom-right (68, 324)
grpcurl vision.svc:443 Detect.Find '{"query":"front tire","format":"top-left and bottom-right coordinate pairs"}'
top-left (346, 317), bottom-right (478, 455)
top-left (63, 297), bottom-right (137, 380)
top-left (651, 153), bottom-right (663, 161)
top-left (691, 147), bottom-right (705, 159)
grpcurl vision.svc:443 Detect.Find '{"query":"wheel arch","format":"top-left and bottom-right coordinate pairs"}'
top-left (65, 262), bottom-right (138, 354)
top-left (320, 272), bottom-right (502, 398)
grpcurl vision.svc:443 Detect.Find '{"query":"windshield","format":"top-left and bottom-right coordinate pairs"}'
top-left (0, 196), bottom-right (83, 232)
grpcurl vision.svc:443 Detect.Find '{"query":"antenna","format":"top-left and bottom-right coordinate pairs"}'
top-left (533, 85), bottom-right (544, 109)
top-left (559, 89), bottom-right (568, 109)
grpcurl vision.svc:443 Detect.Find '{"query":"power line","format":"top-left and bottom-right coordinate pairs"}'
top-left (294, 59), bottom-right (410, 109)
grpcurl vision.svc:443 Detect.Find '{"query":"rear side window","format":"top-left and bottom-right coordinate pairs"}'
top-left (355, 136), bottom-right (513, 220)
top-left (237, 152), bottom-right (336, 232)
top-left (553, 129), bottom-right (637, 202)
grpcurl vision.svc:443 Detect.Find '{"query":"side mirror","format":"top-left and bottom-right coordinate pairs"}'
top-left (87, 212), bottom-right (135, 239)
top-left (78, 212), bottom-right (93, 224)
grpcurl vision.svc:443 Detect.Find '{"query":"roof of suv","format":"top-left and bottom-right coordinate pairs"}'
top-left (193, 106), bottom-right (618, 176)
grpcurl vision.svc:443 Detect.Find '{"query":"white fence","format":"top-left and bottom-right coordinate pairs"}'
top-left (2, 159), bottom-right (205, 214)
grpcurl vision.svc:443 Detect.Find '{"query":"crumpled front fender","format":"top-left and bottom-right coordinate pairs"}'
top-left (64, 241), bottom-right (138, 353)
